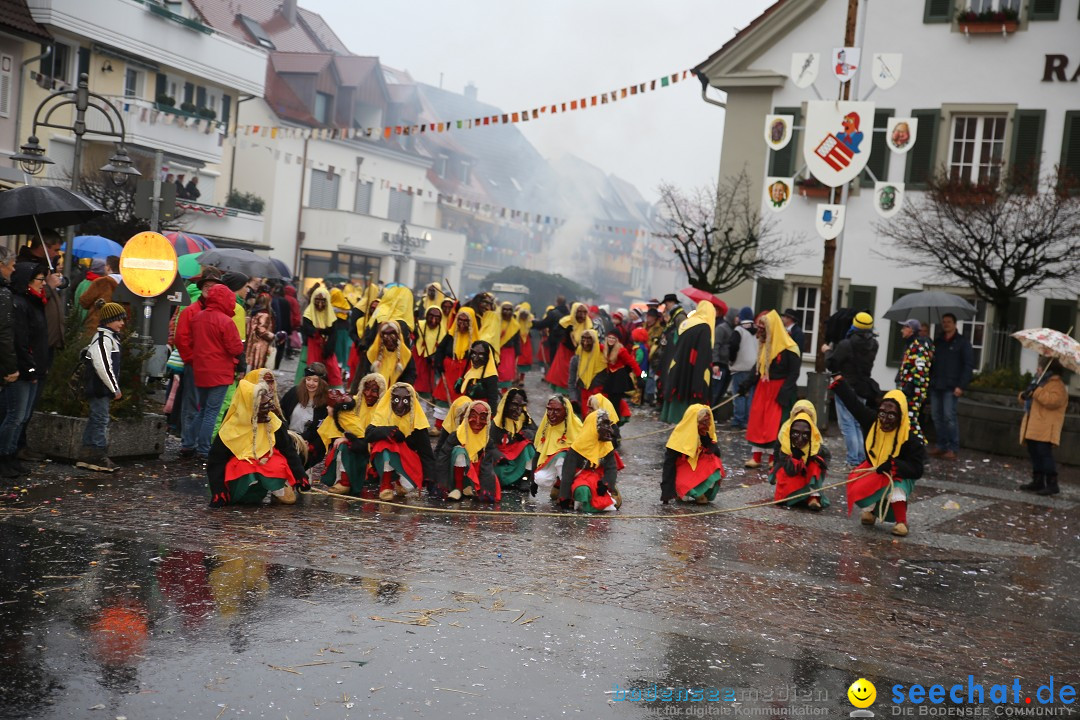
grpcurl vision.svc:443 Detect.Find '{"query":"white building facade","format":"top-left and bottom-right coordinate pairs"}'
top-left (697, 0), bottom-right (1080, 391)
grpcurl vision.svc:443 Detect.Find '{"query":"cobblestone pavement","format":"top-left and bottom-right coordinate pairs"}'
top-left (0, 363), bottom-right (1076, 719)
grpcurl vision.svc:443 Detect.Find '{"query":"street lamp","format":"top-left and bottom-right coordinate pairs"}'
top-left (10, 72), bottom-right (141, 283)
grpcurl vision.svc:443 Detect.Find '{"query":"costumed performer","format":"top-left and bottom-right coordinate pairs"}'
top-left (768, 400), bottom-right (830, 509)
top-left (661, 404), bottom-right (725, 504)
top-left (743, 310), bottom-right (800, 468)
top-left (490, 388), bottom-right (537, 494)
top-left (319, 373), bottom-right (386, 494)
top-left (364, 382), bottom-right (435, 502)
top-left (660, 300), bottom-right (718, 423)
top-left (558, 409), bottom-right (621, 513)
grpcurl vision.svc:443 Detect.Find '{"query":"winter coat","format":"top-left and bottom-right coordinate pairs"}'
top-left (825, 329), bottom-right (881, 403)
top-left (190, 283), bottom-right (244, 387)
top-left (283, 286), bottom-right (302, 327)
top-left (930, 331), bottom-right (975, 392)
top-left (712, 319), bottom-right (733, 367)
top-left (0, 274), bottom-right (16, 378)
top-left (10, 263), bottom-right (49, 381)
top-left (85, 326), bottom-right (122, 398)
top-left (174, 299), bottom-right (203, 365)
top-left (729, 324), bottom-right (759, 373)
top-left (1019, 375), bottom-right (1068, 446)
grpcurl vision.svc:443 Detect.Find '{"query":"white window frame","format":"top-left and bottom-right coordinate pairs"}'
top-left (959, 299), bottom-right (988, 370)
top-left (123, 67), bottom-right (142, 98)
top-left (949, 114), bottom-right (1007, 186)
top-left (964, 0), bottom-right (1020, 12)
top-left (792, 285), bottom-right (819, 356)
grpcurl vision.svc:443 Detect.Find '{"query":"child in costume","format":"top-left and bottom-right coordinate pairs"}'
top-left (661, 404), bottom-right (725, 504)
top-left (534, 394), bottom-right (582, 500)
top-left (769, 399), bottom-right (830, 510)
top-left (207, 371), bottom-right (307, 507)
top-left (832, 376), bottom-right (925, 537)
top-left (490, 388), bottom-right (537, 494)
top-left (319, 373), bottom-right (386, 494)
top-left (437, 400), bottom-right (498, 502)
top-left (558, 409), bottom-right (622, 512)
top-left (364, 383), bottom-right (436, 501)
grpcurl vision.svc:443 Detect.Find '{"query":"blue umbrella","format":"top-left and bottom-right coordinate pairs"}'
top-left (269, 257), bottom-right (293, 281)
top-left (63, 235), bottom-right (123, 259)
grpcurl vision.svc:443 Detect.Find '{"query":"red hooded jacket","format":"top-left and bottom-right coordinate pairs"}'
top-left (284, 286), bottom-right (302, 327)
top-left (190, 283), bottom-right (244, 387)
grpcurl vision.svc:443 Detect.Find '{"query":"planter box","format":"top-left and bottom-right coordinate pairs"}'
top-left (957, 392), bottom-right (1080, 466)
top-left (26, 411), bottom-right (167, 461)
top-left (960, 21), bottom-right (1018, 34)
top-left (798, 185), bottom-right (832, 199)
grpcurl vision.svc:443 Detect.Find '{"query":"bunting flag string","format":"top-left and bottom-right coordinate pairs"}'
top-left (235, 69), bottom-right (695, 141)
top-left (237, 136), bottom-right (660, 239)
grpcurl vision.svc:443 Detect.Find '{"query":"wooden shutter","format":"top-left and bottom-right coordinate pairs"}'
top-left (1042, 299), bottom-right (1077, 333)
top-left (923, 0), bottom-right (953, 22)
top-left (768, 106), bottom-right (801, 178)
top-left (1007, 110), bottom-right (1045, 192)
top-left (1060, 111), bottom-right (1080, 190)
top-left (755, 278), bottom-right (784, 316)
top-left (1029, 0), bottom-right (1060, 20)
top-left (220, 94), bottom-right (231, 126)
top-left (0, 55), bottom-right (11, 118)
top-left (155, 72), bottom-right (166, 100)
top-left (904, 109), bottom-right (940, 189)
top-left (862, 109), bottom-right (893, 187)
top-left (847, 285), bottom-right (877, 315)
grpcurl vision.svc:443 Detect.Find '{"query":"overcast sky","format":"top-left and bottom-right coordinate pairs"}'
top-left (302, 0), bottom-right (772, 203)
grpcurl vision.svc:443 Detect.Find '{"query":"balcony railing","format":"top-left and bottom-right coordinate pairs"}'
top-left (85, 95), bottom-right (226, 164)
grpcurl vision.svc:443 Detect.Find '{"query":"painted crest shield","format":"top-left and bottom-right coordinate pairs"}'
top-left (790, 53), bottom-right (820, 89)
top-left (886, 117), bottom-right (918, 154)
top-left (831, 47), bottom-right (861, 82)
top-left (815, 204), bottom-right (845, 240)
top-left (874, 182), bottom-right (904, 219)
top-left (871, 53), bottom-right (902, 90)
top-left (802, 101), bottom-right (875, 187)
top-left (764, 115), bottom-right (794, 151)
top-left (763, 177), bottom-right (793, 213)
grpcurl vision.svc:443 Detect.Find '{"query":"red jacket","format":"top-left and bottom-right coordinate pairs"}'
top-left (284, 286), bottom-right (302, 327)
top-left (190, 284), bottom-right (244, 387)
top-left (174, 299), bottom-right (203, 364)
top-left (608, 344), bottom-right (641, 376)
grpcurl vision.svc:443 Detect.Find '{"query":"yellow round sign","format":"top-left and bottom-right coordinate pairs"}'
top-left (119, 231), bottom-right (178, 298)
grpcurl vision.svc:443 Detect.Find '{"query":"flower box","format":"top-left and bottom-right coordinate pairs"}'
top-left (797, 185), bottom-right (832, 199)
top-left (961, 20), bottom-right (1018, 34)
top-left (26, 411), bottom-right (167, 461)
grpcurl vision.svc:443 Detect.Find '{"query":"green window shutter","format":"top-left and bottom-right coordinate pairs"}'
top-left (861, 109), bottom-right (894, 187)
top-left (768, 106), bottom-right (801, 178)
top-left (1029, 0), bottom-right (1060, 20)
top-left (886, 288), bottom-right (918, 367)
top-left (999, 298), bottom-right (1028, 369)
top-left (755, 278), bottom-right (785, 317)
top-left (1061, 111), bottom-right (1080, 191)
top-left (1042, 299), bottom-right (1077, 333)
top-left (848, 285), bottom-right (877, 315)
top-left (904, 109), bottom-right (940, 190)
top-left (155, 72), bottom-right (167, 99)
top-left (1007, 110), bottom-right (1045, 193)
top-left (924, 0), bottom-right (953, 23)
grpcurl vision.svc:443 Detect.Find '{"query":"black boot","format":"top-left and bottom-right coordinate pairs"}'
top-left (1037, 474), bottom-right (1059, 496)
top-left (0, 456), bottom-right (20, 479)
top-left (1020, 472), bottom-right (1045, 492)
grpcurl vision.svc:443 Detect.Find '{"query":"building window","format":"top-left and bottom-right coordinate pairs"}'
top-left (387, 188), bottom-right (413, 223)
top-left (39, 42), bottom-right (73, 84)
top-left (301, 250), bottom-right (381, 285)
top-left (958, 299), bottom-right (988, 369)
top-left (315, 92), bottom-right (332, 124)
top-left (354, 180), bottom-right (373, 214)
top-left (458, 160), bottom-right (471, 184)
top-left (966, 0), bottom-right (1020, 12)
top-left (792, 285), bottom-right (818, 355)
top-left (949, 115), bottom-right (1006, 186)
top-left (435, 155), bottom-right (448, 178)
top-left (413, 262), bottom-right (443, 291)
top-left (308, 169), bottom-right (340, 210)
top-left (124, 68), bottom-right (141, 98)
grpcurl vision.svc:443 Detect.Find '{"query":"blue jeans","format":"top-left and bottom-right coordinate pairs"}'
top-left (1026, 440), bottom-right (1055, 475)
top-left (834, 396), bottom-right (866, 466)
top-left (82, 395), bottom-right (111, 450)
top-left (195, 384), bottom-right (229, 456)
top-left (0, 380), bottom-right (37, 455)
top-left (931, 389), bottom-right (960, 452)
top-left (730, 371), bottom-right (754, 427)
top-left (180, 365), bottom-right (200, 451)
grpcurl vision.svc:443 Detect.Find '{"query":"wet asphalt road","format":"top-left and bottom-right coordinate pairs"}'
top-left (0, 362), bottom-right (1077, 719)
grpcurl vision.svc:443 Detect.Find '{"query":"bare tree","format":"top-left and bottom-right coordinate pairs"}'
top-left (876, 170), bottom-right (1080, 342)
top-left (73, 171), bottom-right (151, 242)
top-left (657, 170), bottom-right (801, 294)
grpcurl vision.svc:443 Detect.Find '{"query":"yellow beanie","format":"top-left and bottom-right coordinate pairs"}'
top-left (853, 312), bottom-right (874, 330)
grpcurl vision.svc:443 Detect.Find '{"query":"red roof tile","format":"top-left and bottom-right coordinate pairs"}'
top-left (0, 0), bottom-right (51, 42)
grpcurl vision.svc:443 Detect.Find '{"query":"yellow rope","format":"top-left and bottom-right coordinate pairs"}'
top-left (305, 465), bottom-right (880, 520)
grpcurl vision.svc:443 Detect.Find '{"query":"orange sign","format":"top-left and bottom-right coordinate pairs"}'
top-left (120, 232), bottom-right (178, 298)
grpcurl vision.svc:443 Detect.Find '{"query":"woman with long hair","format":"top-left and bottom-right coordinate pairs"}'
top-left (246, 293), bottom-right (276, 370)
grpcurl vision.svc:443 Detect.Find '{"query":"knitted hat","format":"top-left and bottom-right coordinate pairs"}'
top-left (853, 312), bottom-right (874, 330)
top-left (97, 300), bottom-right (126, 324)
top-left (221, 271), bottom-right (250, 292)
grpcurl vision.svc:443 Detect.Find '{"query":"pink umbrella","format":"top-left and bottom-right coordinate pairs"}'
top-left (1011, 327), bottom-right (1080, 374)
top-left (166, 231), bottom-right (215, 255)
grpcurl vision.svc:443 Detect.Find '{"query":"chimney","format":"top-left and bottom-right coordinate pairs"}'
top-left (282, 0), bottom-right (297, 24)
top-left (464, 82), bottom-right (477, 101)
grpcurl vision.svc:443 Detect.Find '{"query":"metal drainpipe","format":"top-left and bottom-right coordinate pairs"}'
top-left (13, 45), bottom-right (52, 175)
top-left (697, 72), bottom-right (726, 110)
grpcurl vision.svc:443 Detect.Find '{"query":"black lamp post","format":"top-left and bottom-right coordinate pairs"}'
top-left (10, 72), bottom-right (141, 284)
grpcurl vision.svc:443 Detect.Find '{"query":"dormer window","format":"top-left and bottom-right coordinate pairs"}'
top-left (238, 14), bottom-right (275, 49)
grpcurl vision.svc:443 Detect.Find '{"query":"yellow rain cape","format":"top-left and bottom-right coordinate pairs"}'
top-left (586, 393), bottom-right (618, 420)
top-left (570, 410), bottom-right (613, 466)
top-left (218, 378), bottom-right (280, 462)
top-left (303, 287), bottom-right (337, 329)
top-left (317, 373), bottom-right (386, 448)
top-left (422, 282), bottom-right (446, 310)
top-left (493, 390), bottom-right (529, 435)
top-left (778, 399), bottom-right (822, 458)
top-left (354, 282), bottom-right (381, 338)
top-left (559, 302), bottom-right (591, 346)
top-left (450, 307), bottom-right (480, 360)
top-left (516, 302), bottom-right (533, 342)
top-left (665, 403), bottom-right (717, 470)
top-left (369, 382), bottom-right (430, 435)
top-left (757, 309), bottom-right (801, 376)
top-left (534, 395), bottom-right (581, 467)
top-left (498, 303), bottom-right (521, 348)
top-left (455, 400), bottom-right (491, 462)
top-left (415, 309), bottom-right (447, 357)
top-left (329, 288), bottom-right (351, 321)
top-left (462, 342), bottom-right (498, 386)
top-left (371, 286), bottom-right (415, 332)
top-left (366, 322), bottom-right (414, 385)
top-left (865, 390), bottom-right (910, 468)
top-left (443, 395), bottom-right (473, 434)
top-left (575, 330), bottom-right (606, 388)
top-left (679, 300), bottom-right (716, 346)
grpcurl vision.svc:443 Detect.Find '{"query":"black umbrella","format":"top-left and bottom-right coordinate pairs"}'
top-left (197, 248), bottom-right (282, 279)
top-left (0, 185), bottom-right (108, 235)
top-left (883, 291), bottom-right (977, 325)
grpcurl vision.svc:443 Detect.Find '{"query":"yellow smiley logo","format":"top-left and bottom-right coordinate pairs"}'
top-left (848, 678), bottom-right (877, 708)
